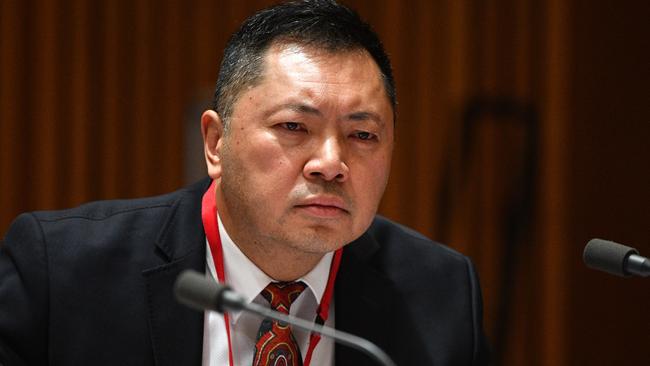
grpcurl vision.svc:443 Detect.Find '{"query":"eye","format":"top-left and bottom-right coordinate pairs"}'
top-left (353, 131), bottom-right (377, 141)
top-left (284, 122), bottom-right (300, 131)
top-left (278, 122), bottom-right (306, 132)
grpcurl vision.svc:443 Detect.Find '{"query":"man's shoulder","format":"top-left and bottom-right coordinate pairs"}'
top-left (28, 178), bottom-right (210, 224)
top-left (3, 178), bottom-right (211, 251)
top-left (349, 218), bottom-right (488, 366)
top-left (356, 215), bottom-right (477, 291)
top-left (366, 215), bottom-right (469, 265)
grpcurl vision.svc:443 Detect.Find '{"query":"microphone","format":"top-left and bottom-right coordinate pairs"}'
top-left (174, 270), bottom-right (397, 366)
top-left (583, 238), bottom-right (650, 277)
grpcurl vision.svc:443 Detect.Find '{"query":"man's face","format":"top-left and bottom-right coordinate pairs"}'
top-left (204, 43), bottom-right (394, 256)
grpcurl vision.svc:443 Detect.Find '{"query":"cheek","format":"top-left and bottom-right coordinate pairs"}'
top-left (233, 131), bottom-right (302, 189)
top-left (353, 154), bottom-right (391, 207)
top-left (368, 149), bottom-right (392, 187)
top-left (235, 131), bottom-right (278, 168)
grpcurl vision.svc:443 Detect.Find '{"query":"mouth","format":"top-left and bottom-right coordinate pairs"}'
top-left (294, 196), bottom-right (350, 218)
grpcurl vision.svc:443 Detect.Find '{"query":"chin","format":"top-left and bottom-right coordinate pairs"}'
top-left (287, 231), bottom-right (350, 254)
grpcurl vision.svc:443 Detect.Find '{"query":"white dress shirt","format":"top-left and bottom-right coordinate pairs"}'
top-left (202, 214), bottom-right (335, 366)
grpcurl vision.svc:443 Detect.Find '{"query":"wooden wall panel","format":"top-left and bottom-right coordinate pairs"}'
top-left (540, 0), bottom-right (570, 364)
top-left (0, 1), bottom-right (648, 365)
top-left (0, 1), bottom-right (21, 220)
top-left (68, 0), bottom-right (91, 203)
top-left (566, 1), bottom-right (650, 364)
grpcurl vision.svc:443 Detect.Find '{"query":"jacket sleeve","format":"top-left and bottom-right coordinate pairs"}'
top-left (0, 213), bottom-right (50, 365)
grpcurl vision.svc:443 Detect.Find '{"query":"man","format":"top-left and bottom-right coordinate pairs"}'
top-left (0, 1), bottom-right (489, 365)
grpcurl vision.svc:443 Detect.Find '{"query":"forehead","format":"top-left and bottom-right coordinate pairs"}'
top-left (258, 42), bottom-right (390, 102)
top-left (226, 41), bottom-right (395, 130)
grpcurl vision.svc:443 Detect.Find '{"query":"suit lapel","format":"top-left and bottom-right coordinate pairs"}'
top-left (142, 180), bottom-right (210, 366)
top-left (334, 231), bottom-right (396, 366)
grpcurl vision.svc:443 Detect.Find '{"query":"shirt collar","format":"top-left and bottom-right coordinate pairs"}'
top-left (210, 213), bottom-right (334, 323)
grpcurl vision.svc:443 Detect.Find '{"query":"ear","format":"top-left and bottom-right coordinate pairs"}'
top-left (201, 110), bottom-right (225, 179)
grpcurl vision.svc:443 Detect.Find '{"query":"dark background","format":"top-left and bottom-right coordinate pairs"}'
top-left (1, 1), bottom-right (648, 365)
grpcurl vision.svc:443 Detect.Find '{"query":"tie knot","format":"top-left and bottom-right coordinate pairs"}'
top-left (261, 281), bottom-right (306, 314)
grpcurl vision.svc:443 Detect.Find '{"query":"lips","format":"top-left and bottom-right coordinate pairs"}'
top-left (294, 196), bottom-right (350, 218)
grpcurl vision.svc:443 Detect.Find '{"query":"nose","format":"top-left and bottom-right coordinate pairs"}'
top-left (303, 137), bottom-right (349, 182)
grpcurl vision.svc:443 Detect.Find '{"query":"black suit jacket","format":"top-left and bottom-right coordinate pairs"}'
top-left (0, 179), bottom-right (488, 365)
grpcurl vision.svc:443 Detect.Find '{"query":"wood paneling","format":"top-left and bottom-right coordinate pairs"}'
top-left (1, 1), bottom-right (648, 365)
top-left (566, 1), bottom-right (650, 364)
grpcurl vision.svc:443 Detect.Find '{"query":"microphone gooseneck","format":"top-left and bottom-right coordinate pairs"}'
top-left (174, 270), bottom-right (397, 366)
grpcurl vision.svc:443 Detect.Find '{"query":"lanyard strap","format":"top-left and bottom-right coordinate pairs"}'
top-left (201, 180), bottom-right (233, 365)
top-left (201, 180), bottom-right (342, 366)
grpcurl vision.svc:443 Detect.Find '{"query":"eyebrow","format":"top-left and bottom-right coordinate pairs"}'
top-left (269, 102), bottom-right (384, 126)
top-left (347, 111), bottom-right (384, 126)
top-left (267, 103), bottom-right (322, 118)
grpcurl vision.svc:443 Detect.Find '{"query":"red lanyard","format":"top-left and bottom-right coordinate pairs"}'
top-left (201, 180), bottom-right (342, 366)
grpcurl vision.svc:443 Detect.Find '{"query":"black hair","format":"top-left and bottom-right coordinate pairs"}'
top-left (212, 0), bottom-right (395, 128)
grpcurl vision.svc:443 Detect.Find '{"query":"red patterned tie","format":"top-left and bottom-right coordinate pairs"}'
top-left (252, 281), bottom-right (307, 366)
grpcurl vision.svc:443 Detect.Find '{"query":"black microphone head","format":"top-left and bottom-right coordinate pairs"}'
top-left (583, 238), bottom-right (639, 277)
top-left (174, 270), bottom-right (230, 313)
